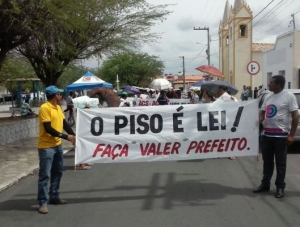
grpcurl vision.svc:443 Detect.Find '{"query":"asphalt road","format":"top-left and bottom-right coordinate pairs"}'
top-left (1, 148), bottom-right (300, 227)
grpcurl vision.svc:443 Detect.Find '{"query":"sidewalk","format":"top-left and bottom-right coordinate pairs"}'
top-left (0, 136), bottom-right (74, 192)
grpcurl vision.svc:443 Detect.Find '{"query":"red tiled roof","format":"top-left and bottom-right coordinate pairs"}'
top-left (173, 75), bottom-right (203, 84)
top-left (252, 43), bottom-right (274, 52)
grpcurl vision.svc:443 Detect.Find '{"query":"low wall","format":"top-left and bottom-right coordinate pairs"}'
top-left (0, 118), bottom-right (39, 146)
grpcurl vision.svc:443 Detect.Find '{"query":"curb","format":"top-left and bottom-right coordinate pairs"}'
top-left (0, 148), bottom-right (73, 193)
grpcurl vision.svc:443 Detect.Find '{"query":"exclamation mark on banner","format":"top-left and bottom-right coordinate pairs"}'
top-left (231, 106), bottom-right (244, 132)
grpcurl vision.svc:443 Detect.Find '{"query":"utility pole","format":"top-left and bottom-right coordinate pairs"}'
top-left (290, 14), bottom-right (296, 30)
top-left (179, 56), bottom-right (186, 93)
top-left (194, 27), bottom-right (210, 66)
top-left (116, 74), bottom-right (120, 90)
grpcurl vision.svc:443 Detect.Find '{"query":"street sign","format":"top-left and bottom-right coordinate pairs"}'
top-left (247, 61), bottom-right (260, 75)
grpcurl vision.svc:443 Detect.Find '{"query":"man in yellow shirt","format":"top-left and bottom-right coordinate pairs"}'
top-left (37, 86), bottom-right (76, 214)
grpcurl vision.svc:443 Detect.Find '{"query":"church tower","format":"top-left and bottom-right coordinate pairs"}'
top-left (219, 0), bottom-right (253, 93)
top-left (219, 0), bottom-right (231, 82)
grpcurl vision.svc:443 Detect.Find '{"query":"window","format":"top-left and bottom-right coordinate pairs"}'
top-left (239, 25), bottom-right (246, 37)
top-left (226, 36), bottom-right (229, 45)
top-left (267, 72), bottom-right (272, 83)
top-left (279, 70), bottom-right (285, 77)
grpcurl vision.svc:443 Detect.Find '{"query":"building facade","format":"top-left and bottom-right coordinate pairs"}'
top-left (172, 75), bottom-right (203, 90)
top-left (219, 0), bottom-right (273, 97)
top-left (262, 30), bottom-right (300, 89)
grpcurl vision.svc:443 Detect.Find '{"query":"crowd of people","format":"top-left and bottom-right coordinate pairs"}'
top-left (240, 84), bottom-right (268, 101)
top-left (119, 88), bottom-right (180, 107)
top-left (35, 75), bottom-right (299, 214)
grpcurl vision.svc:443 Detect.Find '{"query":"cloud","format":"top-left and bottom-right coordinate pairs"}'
top-left (176, 17), bottom-right (199, 31)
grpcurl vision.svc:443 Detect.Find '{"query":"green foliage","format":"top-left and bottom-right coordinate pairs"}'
top-left (97, 52), bottom-right (164, 88)
top-left (0, 57), bottom-right (37, 92)
top-left (15, 0), bottom-right (172, 86)
top-left (0, 0), bottom-right (46, 71)
top-left (56, 64), bottom-right (93, 89)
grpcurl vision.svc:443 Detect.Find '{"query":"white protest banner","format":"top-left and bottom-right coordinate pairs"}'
top-left (137, 98), bottom-right (157, 106)
top-left (75, 100), bottom-right (259, 164)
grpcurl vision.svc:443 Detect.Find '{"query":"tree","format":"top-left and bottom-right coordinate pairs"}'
top-left (17, 0), bottom-right (172, 86)
top-left (0, 0), bottom-right (46, 72)
top-left (0, 57), bottom-right (36, 92)
top-left (98, 52), bottom-right (164, 88)
top-left (56, 64), bottom-right (91, 89)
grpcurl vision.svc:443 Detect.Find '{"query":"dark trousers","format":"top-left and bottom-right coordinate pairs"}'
top-left (261, 136), bottom-right (287, 189)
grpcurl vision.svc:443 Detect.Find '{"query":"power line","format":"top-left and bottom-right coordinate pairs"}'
top-left (294, 7), bottom-right (300, 14)
top-left (161, 51), bottom-right (208, 63)
top-left (198, 0), bottom-right (210, 23)
top-left (255, 6), bottom-right (300, 37)
top-left (209, 0), bottom-right (278, 45)
top-left (253, 0), bottom-right (287, 28)
top-left (219, 0), bottom-right (284, 52)
top-left (185, 45), bottom-right (207, 63)
top-left (254, 0), bottom-right (296, 33)
top-left (204, 0), bottom-right (219, 21)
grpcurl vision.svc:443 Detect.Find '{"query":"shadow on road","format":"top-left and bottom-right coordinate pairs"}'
top-left (3, 171), bottom-right (300, 212)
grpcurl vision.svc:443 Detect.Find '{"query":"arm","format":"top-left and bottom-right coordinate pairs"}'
top-left (259, 110), bottom-right (265, 124)
top-left (287, 110), bottom-right (299, 145)
top-left (156, 97), bottom-right (160, 105)
top-left (63, 119), bottom-right (76, 135)
top-left (43, 122), bottom-right (75, 143)
top-left (27, 104), bottom-right (34, 114)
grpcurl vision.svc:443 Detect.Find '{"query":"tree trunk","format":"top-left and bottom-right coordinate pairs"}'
top-left (0, 49), bottom-right (9, 72)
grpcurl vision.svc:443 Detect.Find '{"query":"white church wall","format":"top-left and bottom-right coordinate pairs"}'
top-left (234, 38), bottom-right (252, 93)
top-left (293, 31), bottom-right (300, 88)
top-left (263, 31), bottom-right (294, 89)
top-left (252, 52), bottom-right (263, 89)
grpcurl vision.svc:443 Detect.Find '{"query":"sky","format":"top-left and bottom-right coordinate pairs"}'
top-left (84, 0), bottom-right (300, 76)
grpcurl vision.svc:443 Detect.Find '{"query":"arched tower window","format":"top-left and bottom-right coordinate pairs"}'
top-left (226, 36), bottom-right (229, 45)
top-left (239, 24), bottom-right (247, 37)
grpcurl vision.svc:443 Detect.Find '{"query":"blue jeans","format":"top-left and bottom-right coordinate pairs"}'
top-left (37, 144), bottom-right (63, 205)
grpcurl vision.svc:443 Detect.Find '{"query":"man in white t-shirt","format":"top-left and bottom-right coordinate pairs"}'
top-left (119, 93), bottom-right (132, 107)
top-left (214, 86), bottom-right (237, 160)
top-left (214, 86), bottom-right (238, 104)
top-left (253, 75), bottom-right (299, 198)
top-left (241, 85), bottom-right (249, 101)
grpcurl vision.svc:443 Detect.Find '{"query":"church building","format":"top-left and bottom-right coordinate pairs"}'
top-left (219, 0), bottom-right (274, 96)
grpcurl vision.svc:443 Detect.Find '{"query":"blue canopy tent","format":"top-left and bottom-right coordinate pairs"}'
top-left (66, 71), bottom-right (113, 92)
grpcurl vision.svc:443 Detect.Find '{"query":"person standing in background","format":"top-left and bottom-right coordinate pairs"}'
top-left (247, 86), bottom-right (252, 100)
top-left (215, 86), bottom-right (237, 160)
top-left (241, 85), bottom-right (249, 101)
top-left (157, 90), bottom-right (169, 105)
top-left (254, 87), bottom-right (258, 99)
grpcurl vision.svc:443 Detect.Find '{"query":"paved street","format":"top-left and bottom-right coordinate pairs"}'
top-left (1, 148), bottom-right (300, 227)
top-left (1, 103), bottom-right (300, 226)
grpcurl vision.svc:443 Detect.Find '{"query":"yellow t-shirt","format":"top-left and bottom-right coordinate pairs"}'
top-left (38, 102), bottom-right (65, 148)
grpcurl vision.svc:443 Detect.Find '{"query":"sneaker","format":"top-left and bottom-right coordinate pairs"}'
top-left (49, 198), bottom-right (67, 205)
top-left (38, 205), bottom-right (48, 214)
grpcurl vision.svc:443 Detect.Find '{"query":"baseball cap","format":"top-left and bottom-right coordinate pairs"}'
top-left (45, 85), bottom-right (64, 95)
